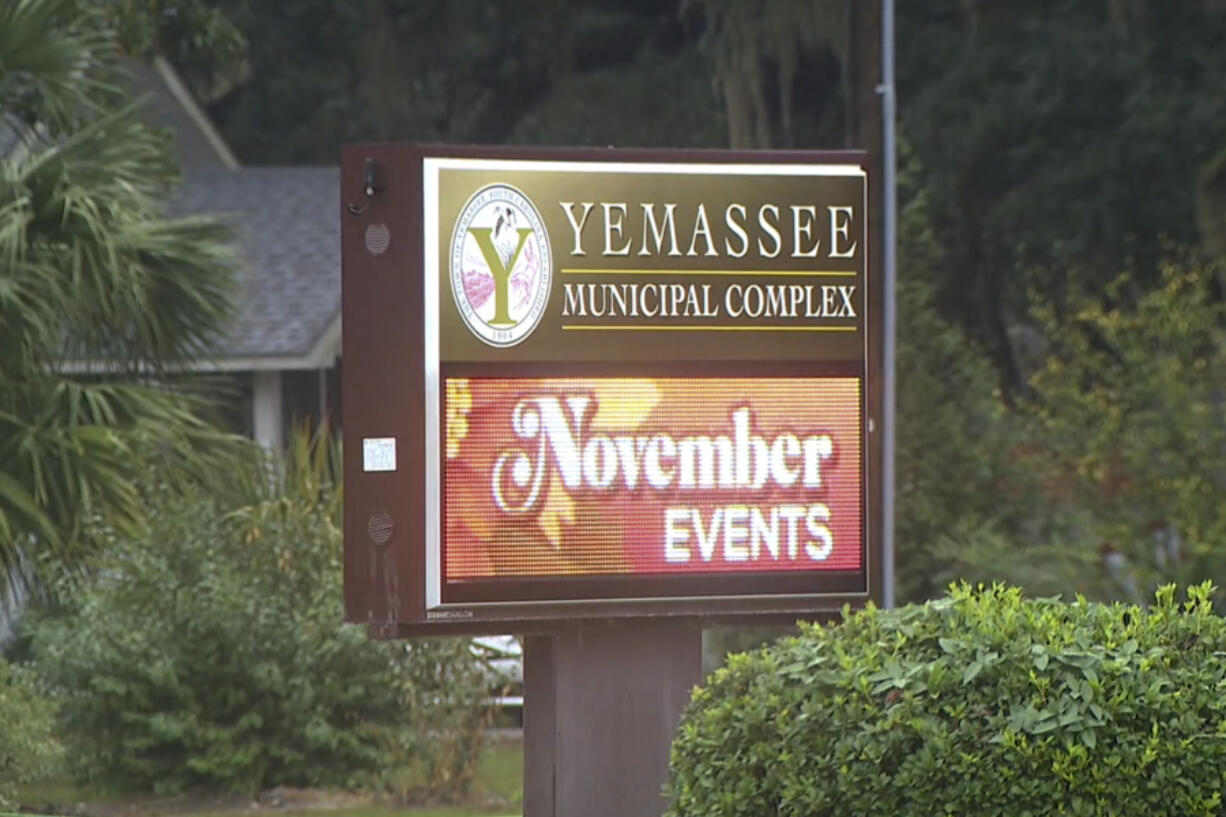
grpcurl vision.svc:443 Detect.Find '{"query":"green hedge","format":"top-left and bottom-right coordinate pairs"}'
top-left (0, 657), bottom-right (61, 809)
top-left (667, 583), bottom-right (1226, 817)
top-left (32, 447), bottom-right (491, 797)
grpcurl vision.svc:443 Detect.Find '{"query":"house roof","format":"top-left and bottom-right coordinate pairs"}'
top-left (170, 166), bottom-right (341, 370)
top-left (128, 58), bottom-right (240, 176)
top-left (21, 59), bottom-right (342, 373)
top-left (129, 56), bottom-right (341, 372)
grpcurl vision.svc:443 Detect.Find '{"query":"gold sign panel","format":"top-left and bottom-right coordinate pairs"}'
top-left (425, 158), bottom-right (867, 363)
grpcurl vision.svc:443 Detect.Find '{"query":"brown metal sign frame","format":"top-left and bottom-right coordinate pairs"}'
top-left (341, 144), bottom-right (882, 636)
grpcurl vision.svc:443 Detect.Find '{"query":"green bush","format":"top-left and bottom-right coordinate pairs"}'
top-left (32, 438), bottom-right (491, 797)
top-left (667, 583), bottom-right (1226, 817)
top-left (0, 657), bottom-right (61, 809)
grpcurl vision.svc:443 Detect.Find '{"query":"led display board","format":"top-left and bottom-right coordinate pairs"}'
top-left (341, 145), bottom-right (880, 634)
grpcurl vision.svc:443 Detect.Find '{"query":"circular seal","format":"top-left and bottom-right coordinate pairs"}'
top-left (450, 184), bottom-right (552, 348)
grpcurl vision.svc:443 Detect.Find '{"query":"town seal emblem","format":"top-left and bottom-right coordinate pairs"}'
top-left (450, 184), bottom-right (551, 347)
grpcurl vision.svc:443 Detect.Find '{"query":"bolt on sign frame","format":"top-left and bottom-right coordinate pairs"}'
top-left (341, 145), bottom-right (882, 636)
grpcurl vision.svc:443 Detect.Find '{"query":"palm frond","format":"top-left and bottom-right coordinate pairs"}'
top-left (0, 0), bottom-right (243, 596)
top-left (0, 0), bottom-right (118, 134)
top-left (2, 104), bottom-right (236, 372)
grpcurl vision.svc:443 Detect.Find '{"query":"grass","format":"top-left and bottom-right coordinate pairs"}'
top-left (467, 732), bottom-right (522, 806)
top-left (11, 810), bottom-right (515, 817)
top-left (13, 778), bottom-right (113, 810)
top-left (191, 807), bottom-right (514, 817)
top-left (14, 735), bottom-right (523, 817)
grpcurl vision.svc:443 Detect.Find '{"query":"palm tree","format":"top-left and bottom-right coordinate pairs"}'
top-left (0, 0), bottom-right (239, 593)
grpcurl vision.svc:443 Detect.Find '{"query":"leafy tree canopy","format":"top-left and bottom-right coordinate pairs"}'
top-left (899, 0), bottom-right (1226, 385)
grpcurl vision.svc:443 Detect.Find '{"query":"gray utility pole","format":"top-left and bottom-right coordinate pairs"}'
top-left (880, 0), bottom-right (897, 609)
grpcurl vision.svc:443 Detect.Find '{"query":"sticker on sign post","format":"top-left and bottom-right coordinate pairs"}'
top-left (362, 437), bottom-right (397, 472)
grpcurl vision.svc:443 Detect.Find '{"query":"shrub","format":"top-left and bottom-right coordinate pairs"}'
top-left (667, 583), bottom-right (1226, 817)
top-left (0, 657), bottom-right (61, 809)
top-left (32, 437), bottom-right (490, 797)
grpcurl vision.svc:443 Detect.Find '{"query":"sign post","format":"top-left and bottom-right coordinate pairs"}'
top-left (522, 623), bottom-right (701, 817)
top-left (341, 145), bottom-right (879, 815)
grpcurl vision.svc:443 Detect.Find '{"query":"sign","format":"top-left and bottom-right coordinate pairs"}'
top-left (342, 145), bottom-right (880, 633)
top-left (438, 376), bottom-right (862, 604)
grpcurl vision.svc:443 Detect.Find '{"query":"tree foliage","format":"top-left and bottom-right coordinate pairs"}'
top-left (899, 1), bottom-right (1226, 386)
top-left (104, 0), bottom-right (249, 101)
top-left (0, 0), bottom-right (238, 591)
top-left (683, 0), bottom-right (844, 148)
top-left (890, 143), bottom-right (1046, 601)
top-left (928, 256), bottom-right (1226, 602)
top-left (205, 0), bottom-right (722, 162)
top-left (1020, 260), bottom-right (1226, 600)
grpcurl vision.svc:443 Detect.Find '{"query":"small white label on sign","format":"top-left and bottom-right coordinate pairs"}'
top-left (362, 437), bottom-right (397, 472)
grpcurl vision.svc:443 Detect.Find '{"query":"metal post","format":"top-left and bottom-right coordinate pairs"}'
top-left (880, 0), bottom-right (898, 608)
top-left (523, 622), bottom-right (702, 817)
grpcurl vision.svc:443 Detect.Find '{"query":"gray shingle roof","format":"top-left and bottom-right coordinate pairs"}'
top-left (126, 59), bottom-right (237, 177)
top-left (171, 167), bottom-right (340, 364)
